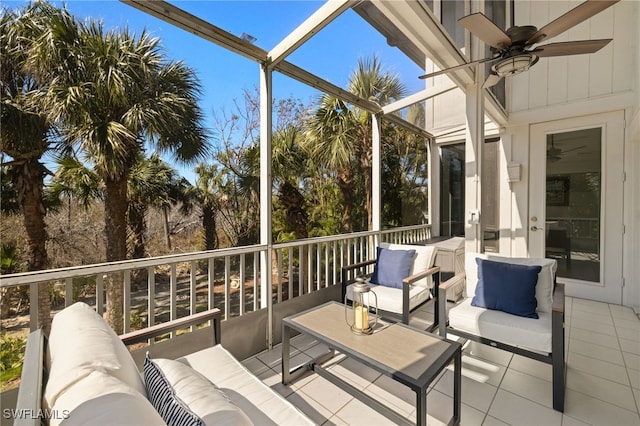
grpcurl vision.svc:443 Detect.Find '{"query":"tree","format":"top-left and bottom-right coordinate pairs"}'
top-left (32, 14), bottom-right (209, 333)
top-left (303, 56), bottom-right (406, 232)
top-left (127, 155), bottom-right (190, 260)
top-left (0, 3), bottom-right (72, 332)
top-left (192, 163), bottom-right (224, 251)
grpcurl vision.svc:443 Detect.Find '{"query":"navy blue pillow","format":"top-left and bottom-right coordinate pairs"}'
top-left (471, 258), bottom-right (542, 319)
top-left (370, 247), bottom-right (416, 289)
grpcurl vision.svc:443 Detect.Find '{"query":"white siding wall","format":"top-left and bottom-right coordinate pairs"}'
top-left (509, 0), bottom-right (635, 114)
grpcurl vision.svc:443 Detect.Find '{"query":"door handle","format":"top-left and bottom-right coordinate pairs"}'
top-left (530, 226), bottom-right (543, 231)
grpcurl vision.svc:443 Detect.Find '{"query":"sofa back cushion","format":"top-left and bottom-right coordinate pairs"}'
top-left (44, 302), bottom-right (146, 409)
top-left (370, 246), bottom-right (416, 289)
top-left (379, 242), bottom-right (437, 288)
top-left (51, 370), bottom-right (164, 426)
top-left (465, 254), bottom-right (557, 313)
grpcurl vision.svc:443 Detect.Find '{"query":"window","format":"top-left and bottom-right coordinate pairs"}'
top-left (441, 0), bottom-right (466, 49)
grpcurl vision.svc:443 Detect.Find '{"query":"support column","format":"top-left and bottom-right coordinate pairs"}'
top-left (465, 81), bottom-right (484, 254)
top-left (372, 113), bottom-right (382, 245)
top-left (259, 63), bottom-right (273, 346)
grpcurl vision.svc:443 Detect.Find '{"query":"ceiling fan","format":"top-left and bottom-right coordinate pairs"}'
top-left (419, 0), bottom-right (620, 88)
top-left (547, 139), bottom-right (586, 162)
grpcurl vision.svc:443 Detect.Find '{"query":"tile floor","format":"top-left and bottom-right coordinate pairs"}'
top-left (242, 297), bottom-right (640, 426)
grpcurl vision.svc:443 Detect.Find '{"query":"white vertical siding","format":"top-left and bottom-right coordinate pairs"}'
top-left (509, 0), bottom-right (634, 114)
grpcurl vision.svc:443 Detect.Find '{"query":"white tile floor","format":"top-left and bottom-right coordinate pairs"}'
top-left (242, 297), bottom-right (640, 426)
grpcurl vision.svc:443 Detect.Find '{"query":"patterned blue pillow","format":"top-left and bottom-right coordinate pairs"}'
top-left (370, 246), bottom-right (416, 289)
top-left (471, 258), bottom-right (542, 319)
top-left (144, 353), bottom-right (204, 426)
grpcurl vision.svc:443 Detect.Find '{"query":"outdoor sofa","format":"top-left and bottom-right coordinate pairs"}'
top-left (15, 302), bottom-right (314, 426)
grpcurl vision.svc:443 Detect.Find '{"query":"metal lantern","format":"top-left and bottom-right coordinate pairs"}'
top-left (345, 277), bottom-right (378, 335)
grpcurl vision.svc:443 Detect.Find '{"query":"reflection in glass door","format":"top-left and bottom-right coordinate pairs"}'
top-left (440, 144), bottom-right (465, 237)
top-left (545, 128), bottom-right (601, 282)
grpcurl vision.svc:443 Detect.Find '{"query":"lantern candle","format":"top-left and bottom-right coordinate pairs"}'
top-left (354, 305), bottom-right (368, 330)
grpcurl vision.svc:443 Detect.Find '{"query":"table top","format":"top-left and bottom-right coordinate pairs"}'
top-left (284, 301), bottom-right (461, 388)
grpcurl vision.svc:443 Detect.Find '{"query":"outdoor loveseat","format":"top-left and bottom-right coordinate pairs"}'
top-left (438, 253), bottom-right (565, 412)
top-left (15, 302), bottom-right (313, 426)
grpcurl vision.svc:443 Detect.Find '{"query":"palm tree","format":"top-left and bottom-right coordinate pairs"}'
top-left (32, 14), bottom-right (209, 333)
top-left (272, 126), bottom-right (310, 241)
top-left (0, 3), bottom-right (72, 332)
top-left (303, 56), bottom-right (406, 232)
top-left (127, 155), bottom-right (189, 260)
top-left (192, 164), bottom-right (224, 251)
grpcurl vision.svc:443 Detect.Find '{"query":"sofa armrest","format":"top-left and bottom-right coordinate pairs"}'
top-left (120, 308), bottom-right (222, 346)
top-left (552, 282), bottom-right (565, 313)
top-left (401, 266), bottom-right (440, 325)
top-left (15, 329), bottom-right (46, 426)
top-left (438, 273), bottom-right (466, 337)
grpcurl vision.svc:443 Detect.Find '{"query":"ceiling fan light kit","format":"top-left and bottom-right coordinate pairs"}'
top-left (492, 53), bottom-right (539, 77)
top-left (418, 0), bottom-right (619, 86)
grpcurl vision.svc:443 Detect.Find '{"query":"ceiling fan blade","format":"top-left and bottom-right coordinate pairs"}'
top-left (527, 0), bottom-right (619, 45)
top-left (458, 13), bottom-right (512, 50)
top-left (418, 57), bottom-right (496, 80)
top-left (482, 73), bottom-right (503, 88)
top-left (533, 39), bottom-right (612, 57)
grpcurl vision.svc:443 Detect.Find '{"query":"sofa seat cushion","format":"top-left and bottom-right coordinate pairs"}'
top-left (177, 345), bottom-right (314, 426)
top-left (345, 281), bottom-right (431, 315)
top-left (145, 355), bottom-right (252, 426)
top-left (51, 370), bottom-right (164, 426)
top-left (448, 298), bottom-right (552, 353)
top-left (44, 302), bottom-right (146, 409)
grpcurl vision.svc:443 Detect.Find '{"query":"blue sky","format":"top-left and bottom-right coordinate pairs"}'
top-left (7, 1), bottom-right (426, 182)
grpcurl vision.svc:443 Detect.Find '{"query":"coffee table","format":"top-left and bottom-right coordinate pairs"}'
top-left (282, 301), bottom-right (462, 426)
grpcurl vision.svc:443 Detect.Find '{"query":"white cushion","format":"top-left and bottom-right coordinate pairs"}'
top-left (178, 345), bottom-right (314, 426)
top-left (45, 302), bottom-right (146, 409)
top-left (345, 281), bottom-right (431, 315)
top-left (448, 298), bottom-right (553, 353)
top-left (148, 356), bottom-right (253, 426)
top-left (380, 242), bottom-right (437, 288)
top-left (52, 370), bottom-right (164, 426)
top-left (465, 254), bottom-right (556, 312)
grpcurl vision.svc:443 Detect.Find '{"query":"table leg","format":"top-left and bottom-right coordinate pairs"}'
top-left (416, 387), bottom-right (427, 426)
top-left (281, 324), bottom-right (291, 384)
top-left (453, 348), bottom-right (462, 424)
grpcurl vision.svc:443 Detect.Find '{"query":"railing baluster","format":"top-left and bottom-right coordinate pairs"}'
top-left (298, 245), bottom-right (304, 296)
top-left (239, 254), bottom-right (245, 315)
top-left (148, 266), bottom-right (155, 329)
top-left (277, 249), bottom-right (283, 303)
top-left (253, 252), bottom-right (259, 311)
top-left (208, 258), bottom-right (215, 311)
top-left (316, 243), bottom-right (321, 290)
top-left (124, 270), bottom-right (131, 333)
top-left (96, 274), bottom-right (104, 316)
top-left (65, 278), bottom-right (73, 307)
top-left (170, 264), bottom-right (177, 338)
top-left (287, 247), bottom-right (293, 300)
top-left (224, 255), bottom-right (231, 320)
top-left (307, 244), bottom-right (313, 294)
top-left (190, 261), bottom-right (197, 331)
top-left (29, 283), bottom-right (38, 332)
